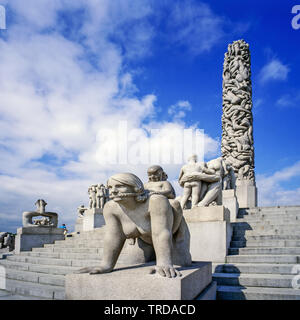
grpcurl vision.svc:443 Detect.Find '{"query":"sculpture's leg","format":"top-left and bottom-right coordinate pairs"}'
top-left (169, 199), bottom-right (183, 235)
top-left (172, 219), bottom-right (192, 266)
top-left (180, 183), bottom-right (192, 209)
top-left (191, 181), bottom-right (201, 208)
top-left (199, 182), bottom-right (208, 201)
top-left (197, 181), bottom-right (222, 207)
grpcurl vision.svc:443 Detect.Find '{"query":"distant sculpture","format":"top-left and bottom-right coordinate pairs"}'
top-left (96, 184), bottom-right (107, 209)
top-left (88, 184), bottom-right (108, 209)
top-left (178, 156), bottom-right (236, 208)
top-left (222, 161), bottom-right (236, 190)
top-left (88, 186), bottom-right (97, 209)
top-left (77, 172), bottom-right (191, 278)
top-left (33, 217), bottom-right (51, 226)
top-left (178, 154), bottom-right (206, 209)
top-left (22, 200), bottom-right (58, 227)
top-left (222, 39), bottom-right (255, 183)
top-left (0, 232), bottom-right (15, 251)
top-left (196, 157), bottom-right (224, 207)
top-left (77, 204), bottom-right (87, 217)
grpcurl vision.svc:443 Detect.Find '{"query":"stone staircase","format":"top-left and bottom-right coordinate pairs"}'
top-left (0, 228), bottom-right (108, 299)
top-left (213, 206), bottom-right (300, 300)
top-left (2, 205), bottom-right (300, 300)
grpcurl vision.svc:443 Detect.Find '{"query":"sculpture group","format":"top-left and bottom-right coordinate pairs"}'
top-left (179, 155), bottom-right (235, 209)
top-left (77, 154), bottom-right (236, 278)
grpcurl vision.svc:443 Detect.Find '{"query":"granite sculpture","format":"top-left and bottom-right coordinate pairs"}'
top-left (22, 199), bottom-right (58, 227)
top-left (77, 172), bottom-right (192, 278)
top-left (179, 155), bottom-right (234, 208)
top-left (221, 39), bottom-right (255, 183)
top-left (88, 184), bottom-right (108, 209)
top-left (0, 232), bottom-right (15, 251)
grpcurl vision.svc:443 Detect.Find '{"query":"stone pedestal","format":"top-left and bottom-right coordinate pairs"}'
top-left (235, 181), bottom-right (257, 209)
top-left (75, 217), bottom-right (83, 233)
top-left (15, 227), bottom-right (65, 254)
top-left (82, 208), bottom-right (105, 232)
top-left (183, 206), bottom-right (232, 263)
top-left (65, 261), bottom-right (215, 300)
top-left (222, 189), bottom-right (239, 222)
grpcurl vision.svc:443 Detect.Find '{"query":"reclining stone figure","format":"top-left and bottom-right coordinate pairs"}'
top-left (78, 172), bottom-right (192, 278)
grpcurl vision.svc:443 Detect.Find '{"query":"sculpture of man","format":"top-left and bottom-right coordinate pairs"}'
top-left (88, 185), bottom-right (97, 209)
top-left (96, 184), bottom-right (107, 209)
top-left (178, 154), bottom-right (205, 209)
top-left (196, 157), bottom-right (224, 207)
top-left (78, 172), bottom-right (191, 278)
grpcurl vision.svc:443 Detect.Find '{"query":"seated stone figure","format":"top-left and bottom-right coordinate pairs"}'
top-left (144, 165), bottom-right (183, 237)
top-left (78, 172), bottom-right (192, 278)
top-left (22, 199), bottom-right (58, 228)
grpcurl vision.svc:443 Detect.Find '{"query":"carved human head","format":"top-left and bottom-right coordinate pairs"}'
top-left (107, 173), bottom-right (148, 203)
top-left (147, 165), bottom-right (167, 182)
top-left (188, 154), bottom-right (198, 162)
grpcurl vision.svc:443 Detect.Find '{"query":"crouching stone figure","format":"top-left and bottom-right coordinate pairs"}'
top-left (77, 172), bottom-right (192, 278)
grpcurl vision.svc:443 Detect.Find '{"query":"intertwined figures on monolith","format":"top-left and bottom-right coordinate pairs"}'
top-left (221, 39), bottom-right (255, 183)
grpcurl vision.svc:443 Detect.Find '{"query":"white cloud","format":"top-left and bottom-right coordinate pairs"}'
top-left (257, 161), bottom-right (300, 206)
top-left (276, 91), bottom-right (300, 108)
top-left (168, 100), bottom-right (192, 121)
top-left (0, 1), bottom-right (220, 232)
top-left (259, 59), bottom-right (290, 84)
top-left (164, 0), bottom-right (250, 55)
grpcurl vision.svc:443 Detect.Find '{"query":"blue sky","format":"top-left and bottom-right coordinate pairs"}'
top-left (0, 0), bottom-right (299, 232)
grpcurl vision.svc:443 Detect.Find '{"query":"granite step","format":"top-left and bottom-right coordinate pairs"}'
top-left (5, 278), bottom-right (65, 300)
top-left (217, 285), bottom-right (300, 300)
top-left (233, 228), bottom-right (300, 237)
top-left (0, 259), bottom-right (78, 275)
top-left (230, 240), bottom-right (300, 248)
top-left (44, 240), bottom-right (104, 248)
top-left (213, 263), bottom-right (297, 275)
top-left (240, 206), bottom-right (300, 214)
top-left (236, 216), bottom-right (300, 223)
top-left (229, 247), bottom-right (300, 255)
top-left (213, 272), bottom-right (294, 288)
top-left (232, 234), bottom-right (300, 241)
top-left (21, 250), bottom-right (103, 259)
top-left (6, 254), bottom-right (102, 267)
top-left (32, 247), bottom-right (103, 253)
top-left (226, 254), bottom-right (300, 264)
top-left (232, 222), bottom-right (300, 230)
top-left (5, 268), bottom-right (65, 287)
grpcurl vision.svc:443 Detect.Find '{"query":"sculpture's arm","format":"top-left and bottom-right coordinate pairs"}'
top-left (149, 195), bottom-right (179, 277)
top-left (178, 168), bottom-right (184, 183)
top-left (147, 181), bottom-right (175, 199)
top-left (99, 210), bottom-right (126, 272)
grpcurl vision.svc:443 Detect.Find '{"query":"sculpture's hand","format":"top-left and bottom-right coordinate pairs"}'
top-left (149, 265), bottom-right (182, 278)
top-left (75, 266), bottom-right (111, 275)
